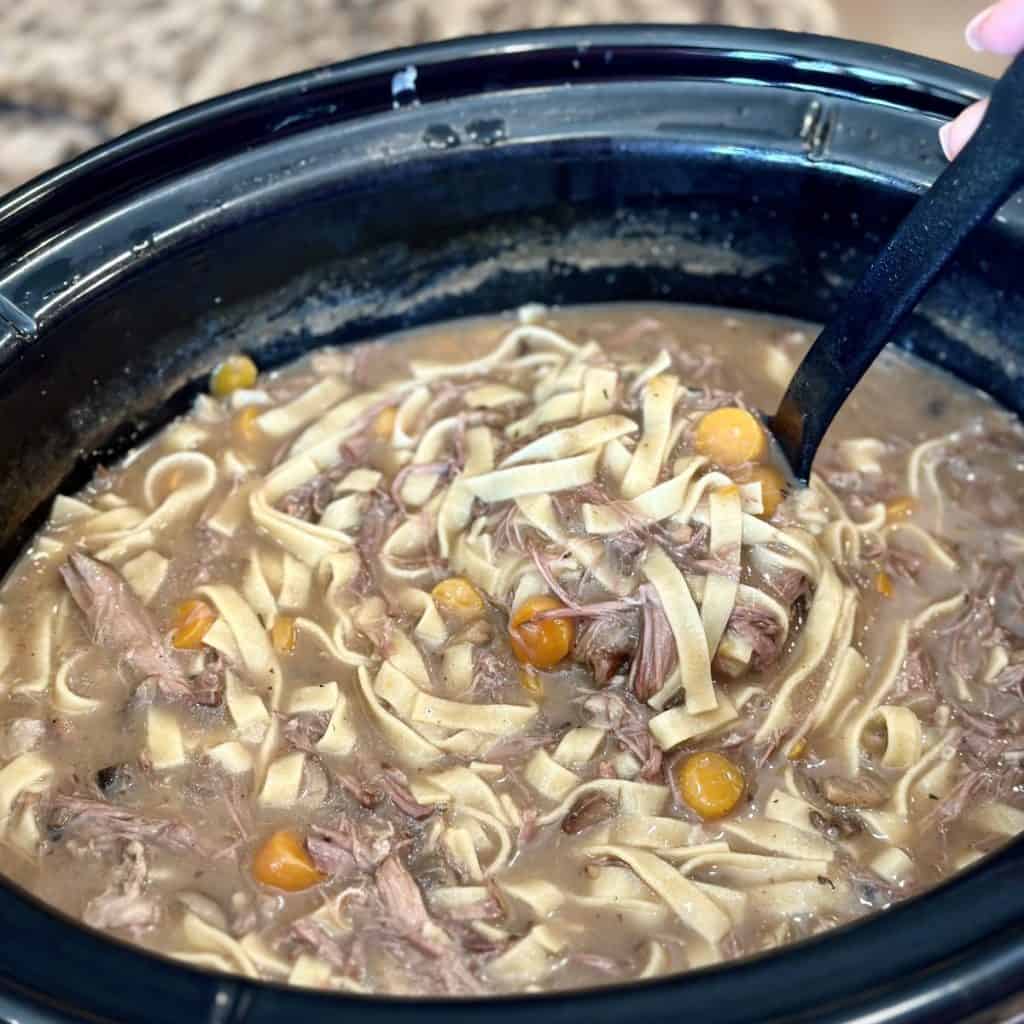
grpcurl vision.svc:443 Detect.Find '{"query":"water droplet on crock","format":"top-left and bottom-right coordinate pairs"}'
top-left (423, 124), bottom-right (460, 150)
top-left (391, 65), bottom-right (419, 108)
top-left (0, 291), bottom-right (38, 340)
top-left (465, 119), bottom-right (507, 146)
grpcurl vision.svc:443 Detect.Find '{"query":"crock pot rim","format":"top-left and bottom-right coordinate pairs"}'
top-left (0, 25), bottom-right (1017, 1024)
top-left (0, 24), bottom-right (990, 283)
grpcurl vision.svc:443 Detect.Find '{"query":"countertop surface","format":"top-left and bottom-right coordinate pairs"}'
top-left (0, 0), bottom-right (1002, 196)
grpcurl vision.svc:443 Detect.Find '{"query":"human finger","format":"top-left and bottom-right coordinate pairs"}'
top-left (938, 97), bottom-right (989, 160)
top-left (966, 0), bottom-right (1024, 54)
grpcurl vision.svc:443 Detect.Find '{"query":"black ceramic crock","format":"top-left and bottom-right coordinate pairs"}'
top-left (0, 25), bottom-right (1022, 1024)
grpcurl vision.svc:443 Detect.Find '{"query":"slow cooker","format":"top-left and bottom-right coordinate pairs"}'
top-left (0, 25), bottom-right (1022, 1024)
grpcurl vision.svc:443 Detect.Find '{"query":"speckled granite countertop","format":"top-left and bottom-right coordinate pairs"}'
top-left (0, 0), bottom-right (999, 195)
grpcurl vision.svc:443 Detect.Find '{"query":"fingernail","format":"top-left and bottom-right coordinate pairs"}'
top-left (966, 4), bottom-right (996, 51)
top-left (939, 121), bottom-right (954, 161)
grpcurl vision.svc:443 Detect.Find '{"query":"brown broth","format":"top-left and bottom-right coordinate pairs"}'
top-left (0, 304), bottom-right (1022, 995)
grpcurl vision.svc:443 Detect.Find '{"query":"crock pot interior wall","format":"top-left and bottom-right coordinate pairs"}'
top-left (2, 29), bottom-right (1024, 1024)
top-left (2, 130), bottom-right (1023, 567)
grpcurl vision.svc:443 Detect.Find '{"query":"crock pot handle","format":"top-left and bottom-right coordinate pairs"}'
top-left (773, 51), bottom-right (1024, 482)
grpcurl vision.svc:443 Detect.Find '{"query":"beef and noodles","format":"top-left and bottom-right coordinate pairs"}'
top-left (1, 304), bottom-right (1023, 995)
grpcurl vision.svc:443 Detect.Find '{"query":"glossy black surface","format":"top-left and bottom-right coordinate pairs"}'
top-left (0, 25), bottom-right (1022, 1024)
top-left (775, 49), bottom-right (1024, 480)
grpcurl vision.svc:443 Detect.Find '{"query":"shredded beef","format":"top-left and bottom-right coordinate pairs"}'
top-left (83, 840), bottom-right (160, 933)
top-left (48, 794), bottom-right (207, 854)
top-left (581, 690), bottom-right (662, 781)
top-left (923, 769), bottom-right (1001, 831)
top-left (575, 611), bottom-right (636, 687)
top-left (629, 585), bottom-right (676, 700)
top-left (59, 552), bottom-right (199, 703)
top-left (278, 469), bottom-right (341, 522)
top-left (378, 764), bottom-right (434, 820)
top-left (278, 436), bottom-right (374, 522)
top-left (357, 494), bottom-right (400, 570)
top-left (371, 855), bottom-right (484, 993)
top-left (329, 760), bottom-right (432, 819)
top-left (283, 712), bottom-right (330, 753)
top-left (374, 855), bottom-right (437, 950)
top-left (189, 650), bottom-right (226, 707)
top-left (307, 818), bottom-right (394, 878)
top-left (333, 766), bottom-right (385, 809)
top-left (726, 604), bottom-right (786, 670)
top-left (291, 917), bottom-right (357, 972)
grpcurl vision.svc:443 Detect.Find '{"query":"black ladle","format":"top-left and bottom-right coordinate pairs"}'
top-left (773, 52), bottom-right (1024, 482)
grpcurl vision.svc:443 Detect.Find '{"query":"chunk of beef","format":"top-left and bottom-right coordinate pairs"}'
top-left (48, 794), bottom-right (207, 854)
top-left (727, 604), bottom-right (786, 670)
top-left (576, 611), bottom-right (636, 687)
top-left (83, 840), bottom-right (160, 933)
top-left (581, 690), bottom-right (662, 781)
top-left (277, 463), bottom-right (348, 522)
top-left (373, 854), bottom-right (484, 996)
top-left (333, 765), bottom-right (385, 809)
top-left (282, 712), bottom-right (330, 753)
top-left (290, 917), bottom-right (354, 971)
top-left (59, 552), bottom-right (193, 702)
top-left (629, 585), bottom-right (676, 700)
top-left (292, 855), bottom-right (484, 994)
top-left (329, 760), bottom-right (433, 819)
top-left (764, 568), bottom-right (810, 607)
top-left (307, 818), bottom-right (394, 878)
top-left (378, 764), bottom-right (435, 820)
top-left (278, 436), bottom-right (375, 522)
top-left (374, 855), bottom-right (438, 952)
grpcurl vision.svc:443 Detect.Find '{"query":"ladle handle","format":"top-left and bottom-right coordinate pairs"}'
top-left (774, 52), bottom-right (1024, 482)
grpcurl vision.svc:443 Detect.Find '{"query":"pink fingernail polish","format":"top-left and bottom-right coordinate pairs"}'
top-left (965, 4), bottom-right (996, 51)
top-left (938, 122), bottom-right (954, 161)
